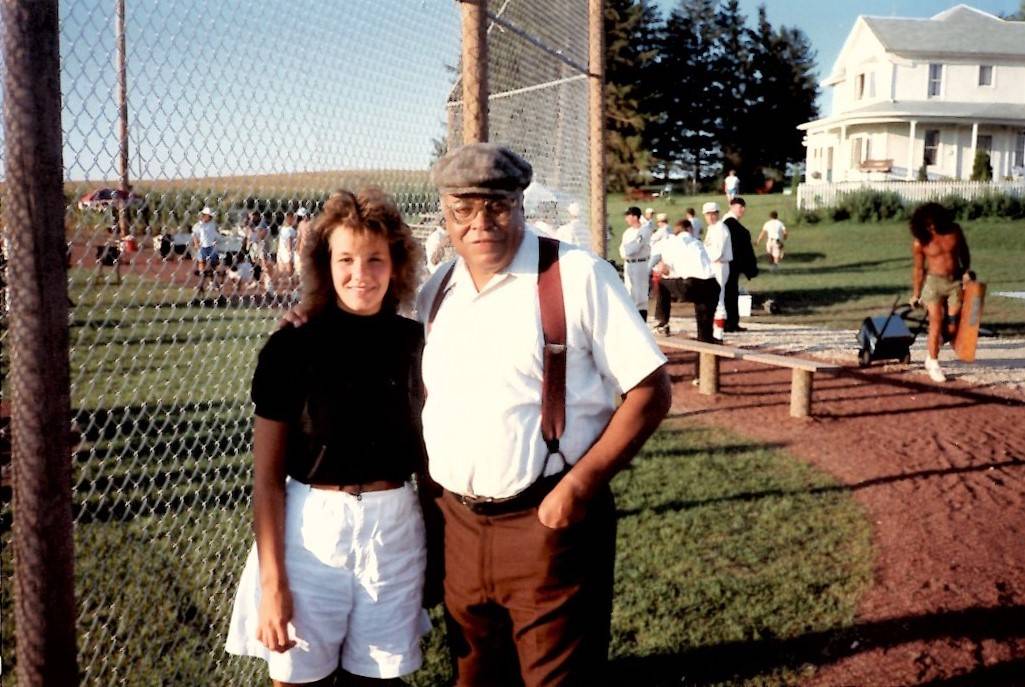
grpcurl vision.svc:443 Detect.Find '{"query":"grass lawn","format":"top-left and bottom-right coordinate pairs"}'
top-left (607, 192), bottom-right (1025, 336)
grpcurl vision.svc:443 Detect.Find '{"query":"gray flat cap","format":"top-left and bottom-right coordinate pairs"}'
top-left (431, 143), bottom-right (533, 196)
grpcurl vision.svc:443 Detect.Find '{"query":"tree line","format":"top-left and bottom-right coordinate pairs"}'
top-left (605, 0), bottom-right (819, 193)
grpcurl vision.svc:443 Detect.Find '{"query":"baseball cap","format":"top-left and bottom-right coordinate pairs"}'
top-left (702, 201), bottom-right (720, 214)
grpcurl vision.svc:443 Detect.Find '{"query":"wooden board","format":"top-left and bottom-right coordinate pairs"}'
top-left (953, 281), bottom-right (986, 362)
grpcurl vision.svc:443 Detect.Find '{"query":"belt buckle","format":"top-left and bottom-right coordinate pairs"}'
top-left (459, 493), bottom-right (494, 513)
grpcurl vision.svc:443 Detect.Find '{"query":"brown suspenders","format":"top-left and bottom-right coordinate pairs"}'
top-left (427, 236), bottom-right (567, 462)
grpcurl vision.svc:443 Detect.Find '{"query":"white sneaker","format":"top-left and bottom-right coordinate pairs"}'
top-left (924, 357), bottom-right (947, 383)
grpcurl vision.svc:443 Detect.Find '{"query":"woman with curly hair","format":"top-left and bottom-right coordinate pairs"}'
top-left (226, 189), bottom-right (430, 686)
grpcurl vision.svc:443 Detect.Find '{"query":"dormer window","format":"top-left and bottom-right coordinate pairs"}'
top-left (856, 74), bottom-right (865, 99)
top-left (928, 64), bottom-right (943, 97)
top-left (978, 65), bottom-right (993, 86)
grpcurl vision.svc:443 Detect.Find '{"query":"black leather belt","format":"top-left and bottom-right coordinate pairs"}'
top-left (449, 471), bottom-right (567, 516)
top-left (625, 257), bottom-right (649, 263)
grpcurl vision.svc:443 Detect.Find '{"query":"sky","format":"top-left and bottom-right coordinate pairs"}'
top-left (1, 1), bottom-right (1020, 181)
top-left (654, 0), bottom-right (1020, 117)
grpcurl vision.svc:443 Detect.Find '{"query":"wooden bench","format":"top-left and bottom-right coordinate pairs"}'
top-left (660, 339), bottom-right (840, 418)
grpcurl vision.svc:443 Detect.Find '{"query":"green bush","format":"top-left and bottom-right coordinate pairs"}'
top-left (917, 164), bottom-right (929, 181)
top-left (833, 189), bottom-right (906, 222)
top-left (796, 208), bottom-right (821, 224)
top-left (971, 150), bottom-right (993, 181)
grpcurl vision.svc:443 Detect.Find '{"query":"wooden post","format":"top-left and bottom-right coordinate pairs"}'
top-left (460, 0), bottom-right (488, 144)
top-left (116, 0), bottom-right (130, 236)
top-left (588, 0), bottom-right (606, 258)
top-left (790, 368), bottom-right (813, 418)
top-left (2, 1), bottom-right (79, 683)
top-left (698, 352), bottom-right (719, 395)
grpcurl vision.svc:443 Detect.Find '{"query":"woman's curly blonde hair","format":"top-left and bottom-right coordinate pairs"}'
top-left (299, 188), bottom-right (423, 315)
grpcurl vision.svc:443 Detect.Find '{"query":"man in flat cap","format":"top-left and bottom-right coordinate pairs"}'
top-left (419, 142), bottom-right (671, 686)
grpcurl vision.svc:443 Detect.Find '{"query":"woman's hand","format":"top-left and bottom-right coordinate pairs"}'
top-left (256, 582), bottom-right (296, 653)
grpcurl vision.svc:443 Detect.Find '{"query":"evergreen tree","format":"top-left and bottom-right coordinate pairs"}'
top-left (653, 0), bottom-right (720, 186)
top-left (604, 0), bottom-right (661, 191)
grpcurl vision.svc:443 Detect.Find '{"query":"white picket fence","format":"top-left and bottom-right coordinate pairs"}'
top-left (797, 181), bottom-right (1025, 210)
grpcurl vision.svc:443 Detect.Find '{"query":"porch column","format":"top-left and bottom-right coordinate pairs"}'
top-left (840, 125), bottom-right (848, 181)
top-left (907, 120), bottom-right (917, 179)
top-left (969, 121), bottom-right (979, 175)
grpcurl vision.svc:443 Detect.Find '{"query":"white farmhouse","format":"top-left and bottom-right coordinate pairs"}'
top-left (799, 5), bottom-right (1025, 182)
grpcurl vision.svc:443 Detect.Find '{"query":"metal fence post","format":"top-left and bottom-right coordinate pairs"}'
top-left (589, 0), bottom-right (607, 257)
top-left (460, 0), bottom-right (488, 144)
top-left (116, 0), bottom-right (131, 242)
top-left (2, 1), bottom-right (79, 684)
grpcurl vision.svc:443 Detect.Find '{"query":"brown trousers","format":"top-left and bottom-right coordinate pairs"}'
top-left (438, 487), bottom-right (617, 687)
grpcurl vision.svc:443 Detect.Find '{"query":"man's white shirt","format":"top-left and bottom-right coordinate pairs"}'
top-left (618, 222), bottom-right (652, 261)
top-left (415, 227), bottom-right (666, 499)
top-left (703, 220), bottom-right (732, 263)
top-left (659, 232), bottom-right (715, 280)
top-left (191, 220), bottom-right (219, 248)
top-left (762, 219), bottom-right (786, 242)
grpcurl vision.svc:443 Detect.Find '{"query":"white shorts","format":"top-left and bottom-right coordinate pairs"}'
top-left (225, 479), bottom-right (430, 683)
top-left (767, 240), bottom-right (783, 259)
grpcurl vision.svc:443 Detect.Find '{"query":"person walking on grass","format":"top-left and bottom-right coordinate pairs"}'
top-left (909, 202), bottom-right (973, 383)
top-left (757, 211), bottom-right (788, 268)
top-left (226, 189), bottom-right (431, 686)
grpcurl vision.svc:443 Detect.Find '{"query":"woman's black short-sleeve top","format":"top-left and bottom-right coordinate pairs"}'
top-left (251, 305), bottom-right (426, 486)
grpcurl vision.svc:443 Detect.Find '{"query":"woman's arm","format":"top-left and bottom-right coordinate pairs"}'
top-left (252, 416), bottom-right (296, 653)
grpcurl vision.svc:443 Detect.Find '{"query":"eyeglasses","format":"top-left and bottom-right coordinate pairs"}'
top-left (444, 197), bottom-right (517, 224)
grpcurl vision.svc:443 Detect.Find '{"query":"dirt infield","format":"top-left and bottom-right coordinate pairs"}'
top-left (663, 349), bottom-right (1025, 685)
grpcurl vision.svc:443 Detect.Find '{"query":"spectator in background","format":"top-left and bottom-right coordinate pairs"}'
top-left (276, 211), bottom-right (298, 283)
top-left (757, 211), bottom-right (788, 268)
top-left (619, 206), bottom-right (653, 321)
top-left (556, 201), bottom-right (592, 252)
top-left (652, 219), bottom-right (720, 342)
top-left (244, 213), bottom-right (274, 296)
top-left (425, 220), bottom-right (452, 274)
top-left (685, 207), bottom-right (703, 240)
top-left (643, 207), bottom-right (655, 230)
top-left (192, 206), bottom-right (221, 294)
top-left (701, 201), bottom-right (731, 342)
top-left (721, 197), bottom-right (758, 333)
top-left (724, 170), bottom-right (740, 201)
top-left (294, 207), bottom-right (312, 280)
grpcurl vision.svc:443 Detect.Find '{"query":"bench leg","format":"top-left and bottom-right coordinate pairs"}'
top-left (699, 352), bottom-right (719, 395)
top-left (790, 369), bottom-right (813, 418)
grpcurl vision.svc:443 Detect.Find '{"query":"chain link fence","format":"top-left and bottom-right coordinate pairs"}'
top-left (1, 1), bottom-right (593, 684)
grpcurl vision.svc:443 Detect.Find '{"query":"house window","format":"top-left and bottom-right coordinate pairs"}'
top-left (977, 135), bottom-right (993, 153)
top-left (928, 64), bottom-right (942, 97)
top-left (868, 72), bottom-right (876, 98)
top-left (1015, 131), bottom-right (1024, 168)
top-left (856, 74), bottom-right (865, 99)
top-left (923, 130), bottom-right (940, 166)
top-left (979, 65), bottom-right (993, 86)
